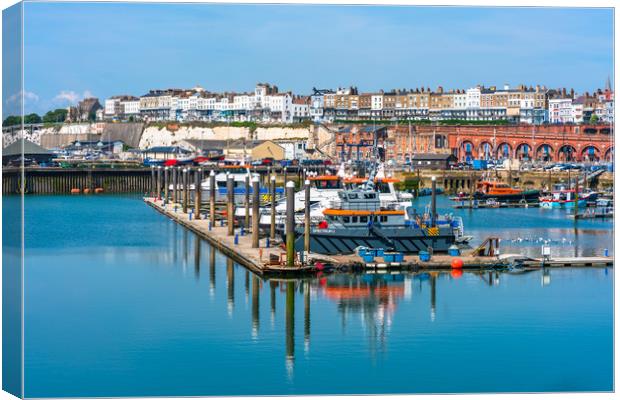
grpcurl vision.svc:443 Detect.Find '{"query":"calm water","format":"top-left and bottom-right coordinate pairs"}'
top-left (18, 195), bottom-right (613, 397)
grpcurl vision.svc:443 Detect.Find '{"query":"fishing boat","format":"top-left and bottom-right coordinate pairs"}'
top-left (287, 181), bottom-right (464, 255)
top-left (469, 180), bottom-right (540, 203)
top-left (539, 189), bottom-right (588, 209)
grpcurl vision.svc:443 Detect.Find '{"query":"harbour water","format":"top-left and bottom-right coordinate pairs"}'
top-left (19, 195), bottom-right (613, 397)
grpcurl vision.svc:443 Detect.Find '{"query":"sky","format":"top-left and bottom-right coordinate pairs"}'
top-left (4, 3), bottom-right (615, 116)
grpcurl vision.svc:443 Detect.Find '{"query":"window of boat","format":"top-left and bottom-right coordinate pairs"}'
top-left (364, 193), bottom-right (376, 199)
top-left (360, 216), bottom-right (368, 223)
top-left (373, 216), bottom-right (378, 222)
top-left (348, 193), bottom-right (359, 199)
top-left (380, 215), bottom-right (388, 222)
top-left (377, 182), bottom-right (390, 193)
top-left (352, 216), bottom-right (358, 223)
top-left (343, 216), bottom-right (350, 223)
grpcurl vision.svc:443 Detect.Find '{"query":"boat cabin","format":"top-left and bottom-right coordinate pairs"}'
top-left (476, 181), bottom-right (521, 195)
top-left (322, 188), bottom-right (406, 227)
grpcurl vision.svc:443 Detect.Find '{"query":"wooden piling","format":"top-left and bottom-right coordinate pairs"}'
top-left (304, 179), bottom-right (310, 258)
top-left (251, 176), bottom-right (260, 248)
top-left (172, 167), bottom-right (178, 204)
top-left (245, 174), bottom-right (251, 230)
top-left (194, 168), bottom-right (202, 219)
top-left (286, 181), bottom-right (295, 267)
top-left (157, 166), bottom-right (162, 199)
top-left (150, 166), bottom-right (156, 196)
top-left (270, 174), bottom-right (276, 240)
top-left (185, 168), bottom-right (191, 212)
top-left (574, 174), bottom-right (579, 216)
top-left (164, 167), bottom-right (169, 202)
top-left (227, 173), bottom-right (234, 236)
top-left (209, 170), bottom-right (216, 225)
top-left (469, 171), bottom-right (474, 208)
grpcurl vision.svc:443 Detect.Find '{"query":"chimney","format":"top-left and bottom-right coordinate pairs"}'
top-left (570, 88), bottom-right (575, 98)
top-left (561, 88), bottom-right (567, 98)
top-left (535, 84), bottom-right (540, 92)
top-left (437, 86), bottom-right (443, 94)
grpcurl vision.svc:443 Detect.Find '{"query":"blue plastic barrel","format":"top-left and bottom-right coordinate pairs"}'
top-left (419, 251), bottom-right (431, 262)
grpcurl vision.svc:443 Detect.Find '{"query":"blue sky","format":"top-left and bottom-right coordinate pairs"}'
top-left (9, 3), bottom-right (616, 115)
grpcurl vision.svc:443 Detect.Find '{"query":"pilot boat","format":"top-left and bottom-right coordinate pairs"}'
top-left (469, 180), bottom-right (540, 203)
top-left (286, 180), bottom-right (463, 255)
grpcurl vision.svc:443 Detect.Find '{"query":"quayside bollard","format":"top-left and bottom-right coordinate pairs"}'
top-left (172, 167), bottom-right (178, 204)
top-left (194, 168), bottom-right (202, 220)
top-left (245, 174), bottom-right (251, 231)
top-left (164, 166), bottom-right (170, 203)
top-left (252, 175), bottom-right (260, 248)
top-left (209, 170), bottom-right (216, 226)
top-left (270, 174), bottom-right (276, 241)
top-left (227, 172), bottom-right (235, 236)
top-left (157, 166), bottom-right (162, 200)
top-left (304, 179), bottom-right (311, 260)
top-left (286, 181), bottom-right (295, 267)
top-left (431, 176), bottom-right (437, 227)
top-left (182, 168), bottom-right (189, 214)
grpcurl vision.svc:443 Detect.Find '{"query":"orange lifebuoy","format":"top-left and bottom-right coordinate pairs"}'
top-left (70, 188), bottom-right (81, 194)
top-left (94, 188), bottom-right (104, 193)
top-left (83, 188), bottom-right (91, 194)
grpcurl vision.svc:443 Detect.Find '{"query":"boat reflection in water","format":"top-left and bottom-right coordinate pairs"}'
top-left (172, 236), bottom-right (611, 393)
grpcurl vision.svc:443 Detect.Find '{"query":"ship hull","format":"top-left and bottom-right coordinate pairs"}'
top-left (472, 189), bottom-right (540, 203)
top-left (290, 226), bottom-right (456, 255)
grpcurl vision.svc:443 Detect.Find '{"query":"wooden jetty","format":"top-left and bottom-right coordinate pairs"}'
top-left (145, 197), bottom-right (318, 275)
top-left (145, 196), bottom-right (613, 276)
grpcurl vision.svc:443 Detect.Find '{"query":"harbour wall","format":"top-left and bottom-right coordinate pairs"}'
top-left (2, 168), bottom-right (152, 195)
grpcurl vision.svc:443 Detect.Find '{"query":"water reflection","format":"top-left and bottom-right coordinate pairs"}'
top-left (194, 235), bottom-right (201, 280)
top-left (285, 282), bottom-right (295, 379)
top-left (252, 276), bottom-right (260, 338)
top-left (226, 258), bottom-right (234, 316)
top-left (180, 236), bottom-right (611, 378)
top-left (209, 247), bottom-right (215, 296)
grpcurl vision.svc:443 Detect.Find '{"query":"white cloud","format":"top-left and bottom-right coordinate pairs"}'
top-left (53, 89), bottom-right (95, 105)
top-left (5, 90), bottom-right (40, 105)
top-left (53, 90), bottom-right (80, 104)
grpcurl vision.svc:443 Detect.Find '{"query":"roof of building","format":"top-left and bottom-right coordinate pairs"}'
top-left (360, 125), bottom-right (387, 133)
top-left (143, 146), bottom-right (192, 154)
top-left (182, 139), bottom-right (267, 151)
top-left (3, 140), bottom-right (53, 156)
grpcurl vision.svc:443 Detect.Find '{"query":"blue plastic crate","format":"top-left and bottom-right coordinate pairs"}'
top-left (362, 254), bottom-right (375, 263)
